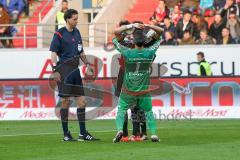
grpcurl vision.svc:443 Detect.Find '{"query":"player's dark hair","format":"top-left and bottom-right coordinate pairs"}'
top-left (197, 52), bottom-right (205, 58)
top-left (223, 27), bottom-right (230, 32)
top-left (133, 29), bottom-right (146, 47)
top-left (119, 20), bottom-right (130, 27)
top-left (132, 20), bottom-right (144, 24)
top-left (164, 16), bottom-right (170, 20)
top-left (64, 9), bottom-right (78, 22)
top-left (183, 29), bottom-right (190, 34)
top-left (62, 0), bottom-right (68, 3)
top-left (183, 9), bottom-right (192, 15)
top-left (200, 29), bottom-right (208, 34)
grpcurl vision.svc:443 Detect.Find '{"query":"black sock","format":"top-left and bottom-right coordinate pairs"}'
top-left (140, 110), bottom-right (147, 136)
top-left (123, 112), bottom-right (128, 137)
top-left (77, 108), bottom-right (86, 135)
top-left (131, 109), bottom-right (139, 136)
top-left (140, 122), bottom-right (147, 136)
top-left (60, 108), bottom-right (69, 135)
top-left (132, 122), bottom-right (140, 136)
top-left (131, 107), bottom-right (140, 136)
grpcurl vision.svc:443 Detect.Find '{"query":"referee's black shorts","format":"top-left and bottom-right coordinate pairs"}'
top-left (57, 64), bottom-right (84, 98)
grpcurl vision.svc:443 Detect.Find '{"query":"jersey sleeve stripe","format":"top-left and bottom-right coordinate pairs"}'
top-left (55, 32), bottom-right (63, 39)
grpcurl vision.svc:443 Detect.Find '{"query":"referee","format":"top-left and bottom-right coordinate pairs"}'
top-left (50, 9), bottom-right (99, 141)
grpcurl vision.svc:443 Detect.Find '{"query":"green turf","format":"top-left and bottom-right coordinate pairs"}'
top-left (0, 120), bottom-right (239, 160)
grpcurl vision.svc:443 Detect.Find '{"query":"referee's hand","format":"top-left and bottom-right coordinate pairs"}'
top-left (85, 64), bottom-right (95, 82)
top-left (86, 64), bottom-right (94, 76)
top-left (52, 72), bottom-right (61, 82)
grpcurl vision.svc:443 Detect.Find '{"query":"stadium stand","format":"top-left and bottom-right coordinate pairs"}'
top-left (123, 0), bottom-right (240, 45)
top-left (1, 0), bottom-right (240, 48)
top-left (124, 0), bottom-right (158, 23)
top-left (13, 0), bottom-right (54, 48)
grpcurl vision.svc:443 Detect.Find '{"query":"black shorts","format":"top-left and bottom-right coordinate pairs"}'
top-left (57, 64), bottom-right (84, 97)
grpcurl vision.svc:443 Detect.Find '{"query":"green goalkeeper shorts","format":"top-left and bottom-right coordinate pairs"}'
top-left (118, 92), bottom-right (152, 111)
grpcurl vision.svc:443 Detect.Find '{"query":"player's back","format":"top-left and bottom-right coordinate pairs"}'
top-left (112, 37), bottom-right (160, 93)
top-left (122, 48), bottom-right (155, 92)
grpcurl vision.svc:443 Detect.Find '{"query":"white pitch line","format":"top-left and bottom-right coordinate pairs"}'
top-left (0, 132), bottom-right (70, 137)
top-left (0, 127), bottom-right (163, 137)
top-left (0, 130), bottom-right (115, 137)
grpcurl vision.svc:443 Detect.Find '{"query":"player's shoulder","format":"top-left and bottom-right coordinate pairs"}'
top-left (146, 40), bottom-right (161, 51)
top-left (57, 27), bottom-right (67, 33)
top-left (73, 28), bottom-right (82, 37)
top-left (73, 27), bottom-right (81, 33)
top-left (54, 27), bottom-right (67, 38)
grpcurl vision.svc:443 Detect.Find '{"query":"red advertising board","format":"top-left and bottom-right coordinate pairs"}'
top-left (0, 77), bottom-right (239, 109)
top-left (153, 77), bottom-right (240, 107)
top-left (0, 80), bottom-right (55, 108)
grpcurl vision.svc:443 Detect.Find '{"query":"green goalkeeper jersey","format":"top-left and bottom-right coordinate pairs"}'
top-left (113, 38), bottom-right (160, 92)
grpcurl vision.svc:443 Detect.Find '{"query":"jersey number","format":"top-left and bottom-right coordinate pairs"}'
top-left (135, 62), bottom-right (140, 73)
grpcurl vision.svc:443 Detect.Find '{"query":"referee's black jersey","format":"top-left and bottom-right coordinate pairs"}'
top-left (50, 27), bottom-right (84, 63)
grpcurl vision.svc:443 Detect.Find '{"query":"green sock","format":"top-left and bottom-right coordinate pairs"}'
top-left (145, 111), bottom-right (157, 135)
top-left (116, 108), bottom-right (126, 131)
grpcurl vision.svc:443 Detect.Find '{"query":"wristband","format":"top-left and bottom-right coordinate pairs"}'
top-left (126, 24), bottom-right (133, 29)
top-left (52, 65), bottom-right (57, 72)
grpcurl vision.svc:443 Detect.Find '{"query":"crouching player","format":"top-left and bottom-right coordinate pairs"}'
top-left (112, 24), bottom-right (161, 143)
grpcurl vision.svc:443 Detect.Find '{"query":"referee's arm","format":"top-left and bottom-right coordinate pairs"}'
top-left (80, 52), bottom-right (94, 75)
top-left (49, 33), bottom-right (61, 81)
top-left (51, 52), bottom-right (58, 65)
top-left (50, 52), bottom-right (61, 82)
top-left (50, 32), bottom-right (61, 66)
top-left (80, 52), bottom-right (90, 65)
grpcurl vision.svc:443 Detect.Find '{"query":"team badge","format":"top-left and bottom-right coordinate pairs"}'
top-left (78, 43), bottom-right (83, 52)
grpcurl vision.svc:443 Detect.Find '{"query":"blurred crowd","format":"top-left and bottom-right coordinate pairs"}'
top-left (0, 0), bottom-right (32, 48)
top-left (149, 0), bottom-right (240, 45)
top-left (1, 0), bottom-right (240, 48)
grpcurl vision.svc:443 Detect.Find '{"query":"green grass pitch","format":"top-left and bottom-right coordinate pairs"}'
top-left (0, 120), bottom-right (239, 160)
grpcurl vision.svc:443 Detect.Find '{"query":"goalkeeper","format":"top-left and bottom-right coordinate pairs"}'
top-left (112, 23), bottom-right (161, 143)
